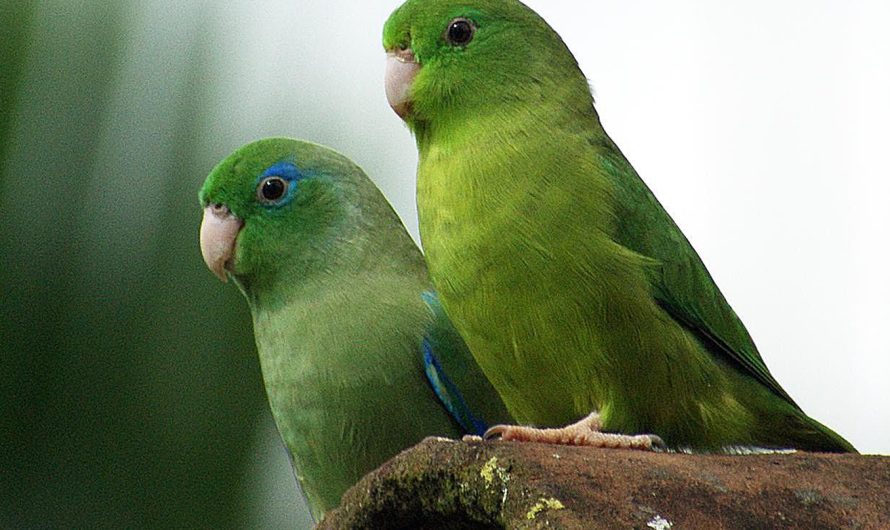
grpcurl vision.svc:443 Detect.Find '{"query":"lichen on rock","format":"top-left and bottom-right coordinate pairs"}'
top-left (316, 437), bottom-right (890, 530)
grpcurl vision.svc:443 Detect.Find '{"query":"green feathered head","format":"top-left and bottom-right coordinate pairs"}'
top-left (198, 137), bottom-right (409, 296)
top-left (383, 0), bottom-right (589, 129)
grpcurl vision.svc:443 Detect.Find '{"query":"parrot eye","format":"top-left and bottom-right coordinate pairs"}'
top-left (257, 176), bottom-right (289, 203)
top-left (445, 18), bottom-right (475, 46)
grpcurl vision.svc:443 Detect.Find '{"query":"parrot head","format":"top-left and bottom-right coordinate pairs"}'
top-left (198, 138), bottom-right (371, 293)
top-left (382, 0), bottom-right (588, 129)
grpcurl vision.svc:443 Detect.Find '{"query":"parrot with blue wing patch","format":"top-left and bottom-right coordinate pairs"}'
top-left (198, 137), bottom-right (512, 520)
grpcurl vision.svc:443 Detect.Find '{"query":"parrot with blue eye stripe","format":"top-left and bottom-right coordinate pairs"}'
top-left (198, 137), bottom-right (513, 520)
top-left (382, 0), bottom-right (856, 453)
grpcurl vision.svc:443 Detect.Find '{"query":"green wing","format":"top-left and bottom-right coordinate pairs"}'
top-left (593, 137), bottom-right (800, 409)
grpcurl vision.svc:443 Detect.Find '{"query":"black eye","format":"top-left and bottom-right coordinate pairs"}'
top-left (445, 18), bottom-right (475, 46)
top-left (257, 176), bottom-right (288, 203)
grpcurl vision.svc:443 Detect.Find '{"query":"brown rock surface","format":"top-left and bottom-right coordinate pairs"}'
top-left (316, 438), bottom-right (889, 530)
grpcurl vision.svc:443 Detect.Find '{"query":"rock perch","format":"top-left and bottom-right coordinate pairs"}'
top-left (317, 438), bottom-right (889, 529)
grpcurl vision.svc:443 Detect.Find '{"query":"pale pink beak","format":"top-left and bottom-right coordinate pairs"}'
top-left (385, 48), bottom-right (419, 119)
top-left (200, 204), bottom-right (243, 282)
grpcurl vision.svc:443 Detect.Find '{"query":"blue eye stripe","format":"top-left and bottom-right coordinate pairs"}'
top-left (255, 161), bottom-right (305, 208)
top-left (262, 162), bottom-right (302, 181)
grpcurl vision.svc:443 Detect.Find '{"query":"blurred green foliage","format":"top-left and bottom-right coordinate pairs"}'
top-left (1, 1), bottom-right (310, 528)
top-left (0, 1), bottom-right (34, 177)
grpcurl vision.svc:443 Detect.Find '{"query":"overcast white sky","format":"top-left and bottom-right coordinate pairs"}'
top-left (197, 0), bottom-right (889, 456)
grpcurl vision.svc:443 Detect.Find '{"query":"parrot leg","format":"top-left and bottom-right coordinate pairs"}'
top-left (483, 411), bottom-right (665, 451)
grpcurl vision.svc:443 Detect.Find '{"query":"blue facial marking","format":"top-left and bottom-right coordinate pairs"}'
top-left (255, 160), bottom-right (307, 209)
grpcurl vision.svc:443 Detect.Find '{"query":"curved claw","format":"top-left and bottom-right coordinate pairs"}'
top-left (483, 424), bottom-right (508, 441)
top-left (648, 435), bottom-right (668, 452)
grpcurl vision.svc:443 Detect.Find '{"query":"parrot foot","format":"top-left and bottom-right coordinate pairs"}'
top-left (483, 411), bottom-right (666, 452)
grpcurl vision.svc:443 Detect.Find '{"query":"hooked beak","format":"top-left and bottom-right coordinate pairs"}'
top-left (385, 48), bottom-right (419, 119)
top-left (200, 204), bottom-right (243, 282)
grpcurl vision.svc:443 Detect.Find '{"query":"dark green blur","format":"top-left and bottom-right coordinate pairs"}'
top-left (0, 1), bottom-right (311, 528)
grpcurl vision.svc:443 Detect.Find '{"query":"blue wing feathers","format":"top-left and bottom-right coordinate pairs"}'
top-left (422, 338), bottom-right (489, 436)
top-left (420, 291), bottom-right (498, 436)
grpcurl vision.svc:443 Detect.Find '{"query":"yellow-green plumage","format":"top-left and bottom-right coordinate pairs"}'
top-left (384, 0), bottom-right (855, 452)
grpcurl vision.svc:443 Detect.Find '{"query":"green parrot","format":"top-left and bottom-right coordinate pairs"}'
top-left (198, 137), bottom-right (513, 520)
top-left (383, 0), bottom-right (855, 453)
